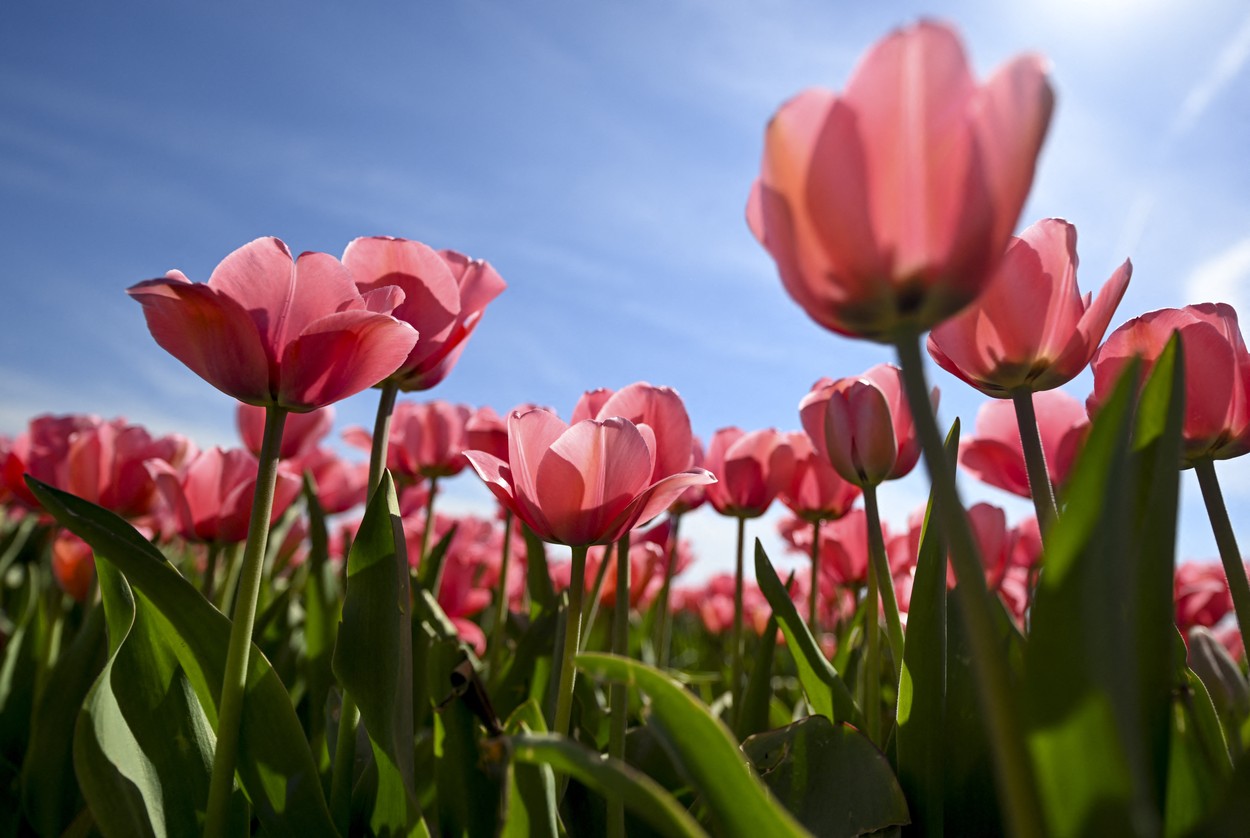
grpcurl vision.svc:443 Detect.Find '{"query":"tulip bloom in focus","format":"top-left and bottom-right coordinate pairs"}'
top-left (928, 218), bottom-right (1131, 396)
top-left (128, 237), bottom-right (419, 411)
top-left (704, 427), bottom-right (795, 518)
top-left (463, 408), bottom-right (714, 547)
top-left (959, 390), bottom-right (1088, 498)
top-left (343, 236), bottom-right (506, 392)
top-left (747, 20), bottom-right (1054, 341)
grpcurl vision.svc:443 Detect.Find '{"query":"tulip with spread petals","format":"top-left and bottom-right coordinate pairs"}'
top-left (1091, 303), bottom-right (1250, 660)
top-left (959, 390), bottom-right (1089, 499)
top-left (747, 20), bottom-right (1053, 342)
top-left (128, 237), bottom-right (419, 412)
top-left (928, 218), bottom-right (1131, 396)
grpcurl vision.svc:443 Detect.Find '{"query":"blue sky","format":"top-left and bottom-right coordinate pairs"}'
top-left (4, 0), bottom-right (1250, 580)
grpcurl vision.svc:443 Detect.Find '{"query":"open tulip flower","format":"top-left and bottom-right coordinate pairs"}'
top-left (747, 20), bottom-right (1053, 342)
top-left (463, 407), bottom-right (714, 548)
top-left (128, 237), bottom-right (420, 411)
top-left (959, 389), bottom-right (1089, 499)
top-left (928, 218), bottom-right (1132, 396)
top-left (571, 382), bottom-right (696, 483)
top-left (704, 427), bottom-right (795, 518)
top-left (344, 236), bottom-right (506, 392)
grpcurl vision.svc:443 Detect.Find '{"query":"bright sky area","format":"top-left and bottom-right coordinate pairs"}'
top-left (4, 0), bottom-right (1250, 581)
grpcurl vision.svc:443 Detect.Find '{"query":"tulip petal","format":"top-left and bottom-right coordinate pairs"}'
top-left (278, 311), bottom-right (418, 411)
top-left (344, 237), bottom-right (461, 347)
top-left (508, 408), bottom-right (569, 516)
top-left (597, 383), bottom-right (695, 480)
top-left (127, 278), bottom-right (273, 404)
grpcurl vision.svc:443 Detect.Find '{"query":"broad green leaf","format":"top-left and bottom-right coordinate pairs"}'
top-left (501, 700), bottom-right (558, 838)
top-left (754, 540), bottom-right (861, 728)
top-left (301, 473), bottom-right (339, 745)
top-left (26, 476), bottom-right (335, 835)
top-left (742, 715), bottom-right (909, 837)
top-left (1185, 749), bottom-right (1250, 836)
top-left (71, 558), bottom-right (234, 837)
top-left (510, 732), bottom-right (707, 838)
top-left (575, 652), bottom-right (811, 838)
top-left (523, 524), bottom-right (556, 615)
top-left (895, 419), bottom-right (956, 836)
top-left (19, 601), bottom-right (106, 835)
top-left (1025, 340), bottom-right (1183, 837)
top-left (491, 609), bottom-right (558, 723)
top-left (1165, 669), bottom-right (1229, 836)
top-left (332, 471), bottom-right (426, 837)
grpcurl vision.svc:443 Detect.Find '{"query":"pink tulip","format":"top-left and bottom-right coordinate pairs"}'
top-left (928, 218), bottom-right (1131, 395)
top-left (571, 383), bottom-right (695, 483)
top-left (148, 447), bottom-right (301, 544)
top-left (128, 237), bottom-right (419, 411)
top-left (1090, 303), bottom-right (1250, 464)
top-left (703, 427), bottom-right (795, 518)
top-left (669, 437), bottom-right (708, 515)
top-left (237, 403), bottom-right (333, 460)
top-left (1175, 560), bottom-right (1234, 631)
top-left (344, 400), bottom-right (473, 481)
top-left (780, 431), bottom-right (862, 521)
top-left (293, 447), bottom-right (368, 515)
top-left (959, 390), bottom-right (1089, 498)
top-left (800, 364), bottom-right (931, 488)
top-left (747, 21), bottom-right (1053, 341)
top-left (466, 406), bottom-right (510, 462)
top-left (344, 237), bottom-right (506, 391)
top-left (463, 408), bottom-right (715, 546)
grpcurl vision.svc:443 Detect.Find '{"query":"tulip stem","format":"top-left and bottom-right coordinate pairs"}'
top-left (1011, 388), bottom-right (1060, 539)
top-left (654, 513), bottom-right (681, 668)
top-left (202, 542), bottom-right (221, 601)
top-left (330, 693), bottom-right (360, 834)
top-left (205, 405), bottom-right (288, 838)
top-left (864, 515), bottom-right (882, 743)
top-left (368, 380), bottom-right (400, 496)
top-left (863, 485), bottom-right (904, 685)
top-left (1194, 458), bottom-right (1250, 660)
top-left (487, 512), bottom-right (515, 677)
top-left (808, 519), bottom-right (822, 637)
top-left (894, 332), bottom-right (1044, 838)
top-left (553, 546), bottom-right (588, 739)
top-left (608, 533), bottom-right (630, 838)
top-left (731, 515), bottom-right (747, 724)
top-left (582, 547), bottom-right (613, 649)
top-left (423, 477), bottom-right (443, 594)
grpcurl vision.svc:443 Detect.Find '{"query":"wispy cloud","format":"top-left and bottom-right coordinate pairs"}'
top-left (1185, 234), bottom-right (1250, 312)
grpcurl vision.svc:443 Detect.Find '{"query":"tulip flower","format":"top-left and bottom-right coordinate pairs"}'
top-left (293, 447), bottom-right (368, 515)
top-left (237, 402), bottom-right (333, 460)
top-left (52, 530), bottom-right (95, 602)
top-left (747, 20), bottom-right (1053, 343)
top-left (928, 218), bottom-right (1131, 396)
top-left (344, 236), bottom-right (506, 393)
top-left (1174, 560), bottom-right (1234, 632)
top-left (959, 389), bottom-right (1088, 499)
top-left (571, 383), bottom-right (696, 483)
top-left (1091, 303), bottom-right (1250, 660)
top-left (463, 407), bottom-right (713, 739)
top-left (128, 237), bottom-right (419, 412)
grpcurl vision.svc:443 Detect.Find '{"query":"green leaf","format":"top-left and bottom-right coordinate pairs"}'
top-left (71, 557), bottom-right (235, 837)
top-left (26, 476), bottom-right (336, 836)
top-left (510, 732), bottom-right (708, 838)
top-left (575, 652), bottom-right (811, 838)
top-left (523, 524), bottom-right (556, 615)
top-left (894, 419), bottom-right (956, 836)
top-left (500, 700), bottom-right (558, 838)
top-left (742, 715), bottom-right (909, 837)
top-left (0, 569), bottom-right (41, 767)
top-left (491, 610), bottom-right (558, 723)
top-left (735, 614), bottom-right (778, 741)
top-left (19, 600), bottom-right (106, 835)
top-left (754, 540), bottom-right (861, 728)
top-left (301, 472), bottom-right (339, 746)
top-left (1025, 339), bottom-right (1183, 837)
top-left (417, 522), bottom-right (458, 596)
top-left (1166, 668), bottom-right (1230, 836)
top-left (332, 471), bottom-right (426, 836)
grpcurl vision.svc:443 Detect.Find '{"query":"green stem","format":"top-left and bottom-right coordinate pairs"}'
top-left (581, 546), bottom-right (613, 649)
top-left (1011, 388), bottom-right (1060, 540)
top-left (808, 519), bottom-right (822, 637)
top-left (205, 405), bottom-right (288, 838)
top-left (329, 694), bottom-right (360, 834)
top-left (487, 512), bottom-right (515, 677)
top-left (654, 513), bottom-right (681, 669)
top-left (1194, 458), bottom-right (1250, 661)
top-left (864, 515), bottom-right (881, 743)
top-left (864, 485), bottom-right (904, 685)
top-left (423, 477), bottom-right (443, 594)
top-left (608, 533), bottom-right (630, 838)
top-left (202, 542), bottom-right (222, 601)
top-left (731, 515), bottom-right (747, 723)
top-left (553, 546), bottom-right (588, 739)
top-left (894, 332), bottom-right (1044, 838)
top-left (368, 380), bottom-right (399, 495)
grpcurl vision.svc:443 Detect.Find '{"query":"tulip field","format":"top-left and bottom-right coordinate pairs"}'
top-left (6, 18), bottom-right (1250, 838)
